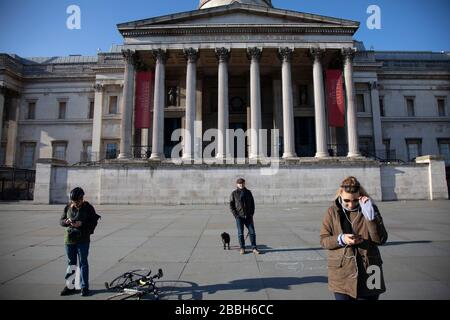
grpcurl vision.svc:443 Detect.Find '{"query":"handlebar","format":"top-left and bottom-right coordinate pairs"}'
top-left (144, 268), bottom-right (162, 279)
top-left (153, 268), bottom-right (163, 279)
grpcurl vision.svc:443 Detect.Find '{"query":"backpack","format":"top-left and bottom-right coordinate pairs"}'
top-left (85, 203), bottom-right (101, 235)
top-left (64, 202), bottom-right (101, 235)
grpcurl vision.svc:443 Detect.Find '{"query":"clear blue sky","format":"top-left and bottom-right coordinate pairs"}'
top-left (0, 0), bottom-right (449, 57)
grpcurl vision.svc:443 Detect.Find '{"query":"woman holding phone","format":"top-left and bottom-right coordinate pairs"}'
top-left (320, 176), bottom-right (388, 300)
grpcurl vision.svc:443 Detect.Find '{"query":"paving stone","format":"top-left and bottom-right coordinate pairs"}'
top-left (0, 200), bottom-right (448, 300)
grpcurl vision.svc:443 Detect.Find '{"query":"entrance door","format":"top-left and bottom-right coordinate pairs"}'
top-left (294, 117), bottom-right (316, 157)
top-left (164, 118), bottom-right (182, 158)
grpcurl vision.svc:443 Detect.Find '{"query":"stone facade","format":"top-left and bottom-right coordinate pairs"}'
top-left (0, 1), bottom-right (449, 203)
top-left (33, 157), bottom-right (447, 204)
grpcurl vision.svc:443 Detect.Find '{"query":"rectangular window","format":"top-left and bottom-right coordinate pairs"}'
top-left (105, 143), bottom-right (118, 159)
top-left (88, 100), bottom-right (94, 119)
top-left (27, 102), bottom-right (36, 120)
top-left (58, 101), bottom-right (66, 119)
top-left (406, 98), bottom-right (415, 117)
top-left (82, 141), bottom-right (92, 162)
top-left (3, 95), bottom-right (13, 122)
top-left (52, 141), bottom-right (67, 161)
top-left (356, 94), bottom-right (365, 113)
top-left (109, 96), bottom-right (118, 114)
top-left (379, 97), bottom-right (385, 117)
top-left (406, 138), bottom-right (422, 161)
top-left (438, 139), bottom-right (450, 166)
top-left (0, 143), bottom-right (6, 166)
top-left (437, 98), bottom-right (446, 117)
top-left (21, 142), bottom-right (36, 168)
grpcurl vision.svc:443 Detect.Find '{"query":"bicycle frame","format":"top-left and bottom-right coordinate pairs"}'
top-left (105, 268), bottom-right (163, 300)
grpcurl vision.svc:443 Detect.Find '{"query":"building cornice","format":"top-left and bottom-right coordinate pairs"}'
top-left (120, 24), bottom-right (357, 37)
top-left (118, 3), bottom-right (359, 30)
top-left (377, 72), bottom-right (450, 81)
top-left (92, 66), bottom-right (125, 74)
top-left (19, 118), bottom-right (122, 125)
top-left (19, 119), bottom-right (94, 125)
top-left (381, 117), bottom-right (450, 123)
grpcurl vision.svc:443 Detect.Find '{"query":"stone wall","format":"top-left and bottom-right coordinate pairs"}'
top-left (380, 164), bottom-right (429, 201)
top-left (34, 157), bottom-right (448, 205)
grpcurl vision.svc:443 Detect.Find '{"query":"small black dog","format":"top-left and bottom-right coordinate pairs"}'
top-left (221, 232), bottom-right (231, 250)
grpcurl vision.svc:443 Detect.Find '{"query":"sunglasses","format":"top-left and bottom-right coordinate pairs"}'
top-left (342, 198), bottom-right (359, 204)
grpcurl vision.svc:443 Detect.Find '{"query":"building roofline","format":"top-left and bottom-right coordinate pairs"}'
top-left (117, 2), bottom-right (359, 31)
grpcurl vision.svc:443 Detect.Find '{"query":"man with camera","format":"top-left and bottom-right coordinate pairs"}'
top-left (59, 187), bottom-right (98, 297)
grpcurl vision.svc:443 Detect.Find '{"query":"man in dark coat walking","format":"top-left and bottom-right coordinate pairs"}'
top-left (229, 178), bottom-right (260, 254)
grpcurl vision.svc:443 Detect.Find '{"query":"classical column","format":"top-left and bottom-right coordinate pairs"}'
top-left (272, 79), bottom-right (283, 156)
top-left (310, 48), bottom-right (328, 158)
top-left (215, 47), bottom-right (230, 160)
top-left (5, 94), bottom-right (19, 167)
top-left (278, 48), bottom-right (297, 158)
top-left (150, 49), bottom-right (167, 160)
top-left (195, 79), bottom-right (203, 161)
top-left (342, 47), bottom-right (361, 157)
top-left (91, 84), bottom-right (104, 161)
top-left (247, 47), bottom-right (262, 160)
top-left (118, 49), bottom-right (136, 159)
top-left (183, 48), bottom-right (198, 161)
top-left (370, 81), bottom-right (384, 158)
top-left (0, 86), bottom-right (5, 144)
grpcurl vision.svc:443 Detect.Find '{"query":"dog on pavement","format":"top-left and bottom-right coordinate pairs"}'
top-left (221, 232), bottom-right (231, 250)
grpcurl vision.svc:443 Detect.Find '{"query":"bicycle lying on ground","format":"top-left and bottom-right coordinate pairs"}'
top-left (104, 268), bottom-right (163, 300)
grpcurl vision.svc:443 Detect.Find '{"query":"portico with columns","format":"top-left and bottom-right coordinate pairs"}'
top-left (1, 0), bottom-right (441, 204)
top-left (110, 0), bottom-right (362, 162)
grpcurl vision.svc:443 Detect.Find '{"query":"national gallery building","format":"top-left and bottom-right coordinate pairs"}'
top-left (0, 0), bottom-right (449, 204)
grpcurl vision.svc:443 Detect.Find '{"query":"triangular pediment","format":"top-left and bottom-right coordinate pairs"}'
top-left (117, 3), bottom-right (359, 32)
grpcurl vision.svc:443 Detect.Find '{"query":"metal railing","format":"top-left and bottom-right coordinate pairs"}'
top-left (75, 145), bottom-right (407, 164)
top-left (361, 149), bottom-right (406, 163)
top-left (77, 150), bottom-right (118, 165)
top-left (132, 146), bottom-right (151, 159)
top-left (327, 144), bottom-right (405, 163)
top-left (0, 167), bottom-right (35, 200)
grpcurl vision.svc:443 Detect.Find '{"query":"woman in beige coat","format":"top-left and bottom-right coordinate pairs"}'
top-left (320, 176), bottom-right (388, 300)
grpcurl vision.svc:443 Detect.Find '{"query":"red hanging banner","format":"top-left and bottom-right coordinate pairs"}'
top-left (326, 70), bottom-right (345, 127)
top-left (134, 71), bottom-right (154, 129)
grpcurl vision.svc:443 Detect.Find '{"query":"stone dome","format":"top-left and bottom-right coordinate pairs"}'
top-left (199, 0), bottom-right (273, 10)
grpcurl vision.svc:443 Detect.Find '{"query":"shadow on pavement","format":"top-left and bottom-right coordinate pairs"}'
top-left (157, 276), bottom-right (328, 300)
top-left (257, 244), bottom-right (323, 253)
top-left (384, 240), bottom-right (432, 246)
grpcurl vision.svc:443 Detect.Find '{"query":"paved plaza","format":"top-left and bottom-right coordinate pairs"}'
top-left (0, 200), bottom-right (449, 300)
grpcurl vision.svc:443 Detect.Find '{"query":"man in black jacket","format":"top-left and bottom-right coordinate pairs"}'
top-left (229, 178), bottom-right (260, 254)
